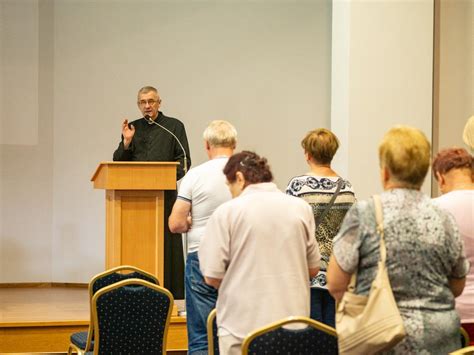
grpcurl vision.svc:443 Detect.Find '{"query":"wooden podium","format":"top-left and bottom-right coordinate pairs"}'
top-left (91, 161), bottom-right (179, 285)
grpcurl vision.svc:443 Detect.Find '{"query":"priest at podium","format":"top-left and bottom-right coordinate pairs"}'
top-left (113, 85), bottom-right (191, 298)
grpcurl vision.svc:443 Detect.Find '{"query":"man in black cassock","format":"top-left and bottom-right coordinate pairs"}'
top-left (113, 86), bottom-right (191, 299)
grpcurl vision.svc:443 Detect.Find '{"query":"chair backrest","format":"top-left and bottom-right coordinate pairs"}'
top-left (450, 346), bottom-right (474, 355)
top-left (207, 308), bottom-right (219, 355)
top-left (78, 265), bottom-right (159, 352)
top-left (242, 316), bottom-right (338, 355)
top-left (91, 278), bottom-right (173, 355)
top-left (81, 265), bottom-right (160, 350)
top-left (89, 265), bottom-right (159, 298)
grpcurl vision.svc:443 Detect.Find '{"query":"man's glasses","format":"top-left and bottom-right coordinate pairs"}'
top-left (138, 99), bottom-right (159, 106)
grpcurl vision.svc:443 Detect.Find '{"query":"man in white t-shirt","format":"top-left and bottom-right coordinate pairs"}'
top-left (169, 120), bottom-right (237, 355)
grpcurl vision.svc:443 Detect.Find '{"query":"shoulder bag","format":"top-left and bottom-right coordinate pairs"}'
top-left (336, 194), bottom-right (406, 354)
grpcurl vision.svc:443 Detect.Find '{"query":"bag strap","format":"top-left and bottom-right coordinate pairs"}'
top-left (315, 178), bottom-right (344, 229)
top-left (347, 194), bottom-right (386, 292)
top-left (373, 194), bottom-right (387, 264)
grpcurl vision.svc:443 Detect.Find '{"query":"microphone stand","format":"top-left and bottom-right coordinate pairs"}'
top-left (144, 115), bottom-right (188, 175)
top-left (145, 115), bottom-right (189, 291)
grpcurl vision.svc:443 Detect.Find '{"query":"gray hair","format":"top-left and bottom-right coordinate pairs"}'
top-left (137, 86), bottom-right (159, 99)
top-left (203, 120), bottom-right (237, 148)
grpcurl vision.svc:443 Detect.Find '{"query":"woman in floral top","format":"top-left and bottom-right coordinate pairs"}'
top-left (286, 128), bottom-right (356, 327)
top-left (328, 126), bottom-right (469, 354)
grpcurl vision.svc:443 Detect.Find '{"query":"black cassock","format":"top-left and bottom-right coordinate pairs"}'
top-left (113, 111), bottom-right (191, 299)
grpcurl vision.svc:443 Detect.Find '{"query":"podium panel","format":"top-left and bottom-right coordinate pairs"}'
top-left (106, 190), bottom-right (164, 283)
top-left (92, 162), bottom-right (178, 286)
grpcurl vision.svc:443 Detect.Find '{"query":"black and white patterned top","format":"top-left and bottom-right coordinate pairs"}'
top-left (333, 189), bottom-right (470, 354)
top-left (286, 175), bottom-right (356, 289)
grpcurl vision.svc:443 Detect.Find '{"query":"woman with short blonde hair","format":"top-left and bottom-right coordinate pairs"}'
top-left (328, 126), bottom-right (469, 353)
top-left (378, 125), bottom-right (431, 189)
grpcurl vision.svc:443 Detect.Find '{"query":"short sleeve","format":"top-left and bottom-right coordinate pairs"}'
top-left (177, 169), bottom-right (195, 202)
top-left (199, 205), bottom-right (231, 279)
top-left (332, 203), bottom-right (363, 274)
top-left (285, 178), bottom-right (296, 196)
top-left (443, 212), bottom-right (471, 279)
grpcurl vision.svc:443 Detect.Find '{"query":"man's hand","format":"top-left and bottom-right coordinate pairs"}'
top-left (122, 119), bottom-right (135, 149)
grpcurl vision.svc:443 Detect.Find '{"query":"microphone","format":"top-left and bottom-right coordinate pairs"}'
top-left (144, 115), bottom-right (188, 174)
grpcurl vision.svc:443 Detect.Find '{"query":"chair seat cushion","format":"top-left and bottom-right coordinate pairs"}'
top-left (70, 331), bottom-right (94, 350)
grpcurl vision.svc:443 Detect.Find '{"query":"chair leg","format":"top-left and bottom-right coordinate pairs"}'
top-left (68, 343), bottom-right (84, 355)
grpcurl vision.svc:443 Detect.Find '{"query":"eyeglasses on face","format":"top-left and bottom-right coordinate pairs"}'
top-left (138, 99), bottom-right (159, 106)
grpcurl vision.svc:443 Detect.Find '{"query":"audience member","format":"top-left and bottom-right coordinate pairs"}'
top-left (199, 151), bottom-right (321, 355)
top-left (169, 120), bottom-right (237, 355)
top-left (327, 126), bottom-right (469, 353)
top-left (432, 147), bottom-right (474, 345)
top-left (286, 128), bottom-right (356, 327)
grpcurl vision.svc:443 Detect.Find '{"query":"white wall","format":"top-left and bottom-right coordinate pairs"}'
top-left (1, 0), bottom-right (470, 283)
top-left (1, 0), bottom-right (332, 282)
top-left (331, 0), bottom-right (434, 200)
top-left (1, 0), bottom-right (53, 282)
top-left (439, 0), bottom-right (473, 150)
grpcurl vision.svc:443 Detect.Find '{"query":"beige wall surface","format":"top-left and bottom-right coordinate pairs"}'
top-left (0, 0), bottom-right (39, 146)
top-left (0, 0), bottom-right (53, 282)
top-left (438, 0), bottom-right (473, 151)
top-left (1, 0), bottom-right (331, 282)
top-left (1, 0), bottom-right (470, 283)
top-left (332, 0), bottom-right (434, 200)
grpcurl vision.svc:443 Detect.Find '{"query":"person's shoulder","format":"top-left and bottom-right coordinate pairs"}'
top-left (285, 174), bottom-right (312, 195)
top-left (184, 160), bottom-right (211, 178)
top-left (161, 112), bottom-right (185, 126)
top-left (429, 197), bottom-right (453, 218)
top-left (282, 190), bottom-right (310, 207)
top-left (287, 174), bottom-right (311, 184)
top-left (210, 197), bottom-right (237, 218)
top-left (129, 117), bottom-right (144, 126)
top-left (340, 178), bottom-right (355, 192)
top-left (348, 197), bottom-right (373, 218)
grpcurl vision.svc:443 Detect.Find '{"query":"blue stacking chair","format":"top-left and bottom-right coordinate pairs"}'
top-left (87, 278), bottom-right (173, 354)
top-left (68, 265), bottom-right (159, 354)
top-left (242, 316), bottom-right (338, 355)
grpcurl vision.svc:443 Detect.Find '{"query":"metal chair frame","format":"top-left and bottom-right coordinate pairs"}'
top-left (207, 308), bottom-right (218, 355)
top-left (450, 346), bottom-right (474, 355)
top-left (461, 327), bottom-right (471, 348)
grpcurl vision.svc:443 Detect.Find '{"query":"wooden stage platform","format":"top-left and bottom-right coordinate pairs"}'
top-left (0, 285), bottom-right (188, 353)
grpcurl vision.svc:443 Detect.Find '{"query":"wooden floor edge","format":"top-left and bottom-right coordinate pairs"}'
top-left (0, 282), bottom-right (88, 288)
top-left (0, 320), bottom-right (90, 328)
top-left (1, 317), bottom-right (186, 328)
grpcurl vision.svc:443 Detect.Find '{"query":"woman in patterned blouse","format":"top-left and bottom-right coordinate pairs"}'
top-left (286, 128), bottom-right (356, 327)
top-left (327, 126), bottom-right (469, 354)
